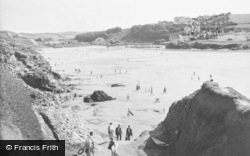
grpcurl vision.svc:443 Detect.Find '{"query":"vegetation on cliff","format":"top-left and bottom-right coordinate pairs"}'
top-left (75, 22), bottom-right (185, 43)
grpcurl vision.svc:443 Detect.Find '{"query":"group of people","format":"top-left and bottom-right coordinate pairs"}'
top-left (191, 72), bottom-right (213, 81)
top-left (75, 68), bottom-right (81, 73)
top-left (108, 123), bottom-right (133, 141)
top-left (79, 132), bottom-right (95, 156)
top-left (107, 123), bottom-right (133, 156)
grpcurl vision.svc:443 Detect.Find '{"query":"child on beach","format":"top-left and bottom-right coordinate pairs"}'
top-left (126, 94), bottom-right (130, 101)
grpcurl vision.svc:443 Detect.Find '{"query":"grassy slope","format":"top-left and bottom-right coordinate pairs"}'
top-left (0, 63), bottom-right (43, 139)
top-left (20, 32), bottom-right (85, 41)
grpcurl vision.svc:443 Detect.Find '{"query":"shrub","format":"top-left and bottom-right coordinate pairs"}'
top-left (75, 32), bottom-right (109, 42)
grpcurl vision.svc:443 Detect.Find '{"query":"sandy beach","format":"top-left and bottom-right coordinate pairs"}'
top-left (40, 46), bottom-right (250, 155)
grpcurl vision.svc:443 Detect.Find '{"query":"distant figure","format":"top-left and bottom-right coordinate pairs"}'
top-left (210, 74), bottom-right (212, 78)
top-left (115, 69), bottom-right (117, 74)
top-left (127, 108), bottom-right (134, 117)
top-left (155, 98), bottom-right (160, 103)
top-left (81, 132), bottom-right (95, 156)
top-left (126, 94), bottom-right (130, 101)
top-left (108, 123), bottom-right (115, 139)
top-left (150, 86), bottom-right (153, 95)
top-left (108, 138), bottom-right (118, 156)
top-left (91, 71), bottom-right (93, 75)
top-left (193, 72), bottom-right (195, 76)
top-left (115, 124), bottom-right (122, 141)
top-left (163, 86), bottom-right (167, 93)
top-left (198, 76), bottom-right (200, 81)
top-left (125, 125), bottom-right (133, 141)
top-left (73, 93), bottom-right (77, 100)
top-left (136, 84), bottom-right (140, 91)
top-left (101, 74), bottom-right (103, 78)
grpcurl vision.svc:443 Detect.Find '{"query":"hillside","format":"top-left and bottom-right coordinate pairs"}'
top-left (74, 14), bottom-right (250, 44)
top-left (75, 23), bottom-right (185, 43)
top-left (141, 81), bottom-right (250, 156)
top-left (0, 31), bottom-right (103, 146)
top-left (20, 31), bottom-right (84, 41)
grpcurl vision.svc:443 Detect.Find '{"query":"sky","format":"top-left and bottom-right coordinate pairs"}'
top-left (0, 0), bottom-right (249, 33)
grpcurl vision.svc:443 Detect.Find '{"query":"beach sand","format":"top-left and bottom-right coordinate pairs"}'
top-left (41, 46), bottom-right (250, 156)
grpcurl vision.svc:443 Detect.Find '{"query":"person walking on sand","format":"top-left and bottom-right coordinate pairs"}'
top-left (125, 125), bottom-right (133, 141)
top-left (126, 94), bottom-right (130, 101)
top-left (150, 86), bottom-right (153, 95)
top-left (80, 132), bottom-right (95, 156)
top-left (108, 138), bottom-right (119, 156)
top-left (115, 124), bottom-right (122, 141)
top-left (163, 86), bottom-right (166, 93)
top-left (108, 123), bottom-right (115, 139)
top-left (127, 108), bottom-right (134, 117)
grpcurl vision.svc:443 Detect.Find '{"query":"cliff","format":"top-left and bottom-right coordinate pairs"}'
top-left (0, 31), bottom-right (63, 92)
top-left (144, 81), bottom-right (250, 156)
top-left (0, 31), bottom-right (105, 147)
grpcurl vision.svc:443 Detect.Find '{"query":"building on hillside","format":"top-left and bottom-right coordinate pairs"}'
top-left (200, 13), bottom-right (232, 30)
top-left (223, 23), bottom-right (250, 32)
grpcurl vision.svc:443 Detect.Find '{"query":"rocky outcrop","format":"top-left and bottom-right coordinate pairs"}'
top-left (110, 83), bottom-right (125, 87)
top-left (144, 81), bottom-right (250, 156)
top-left (38, 106), bottom-right (104, 146)
top-left (166, 41), bottom-right (250, 50)
top-left (0, 31), bottom-right (63, 92)
top-left (84, 90), bottom-right (115, 103)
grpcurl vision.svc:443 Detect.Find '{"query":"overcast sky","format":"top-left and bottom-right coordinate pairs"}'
top-left (0, 0), bottom-right (249, 33)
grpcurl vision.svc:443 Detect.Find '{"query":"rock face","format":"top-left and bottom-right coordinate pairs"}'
top-left (38, 106), bottom-right (104, 146)
top-left (144, 81), bottom-right (250, 156)
top-left (84, 90), bottom-right (115, 102)
top-left (0, 31), bottom-right (63, 92)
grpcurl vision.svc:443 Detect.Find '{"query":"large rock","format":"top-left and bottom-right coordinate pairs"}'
top-left (144, 81), bottom-right (250, 156)
top-left (84, 90), bottom-right (115, 103)
top-left (38, 106), bottom-right (104, 146)
top-left (83, 95), bottom-right (93, 103)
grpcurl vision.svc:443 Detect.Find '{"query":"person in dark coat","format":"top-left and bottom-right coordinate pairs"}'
top-left (125, 125), bottom-right (133, 141)
top-left (115, 124), bottom-right (122, 141)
